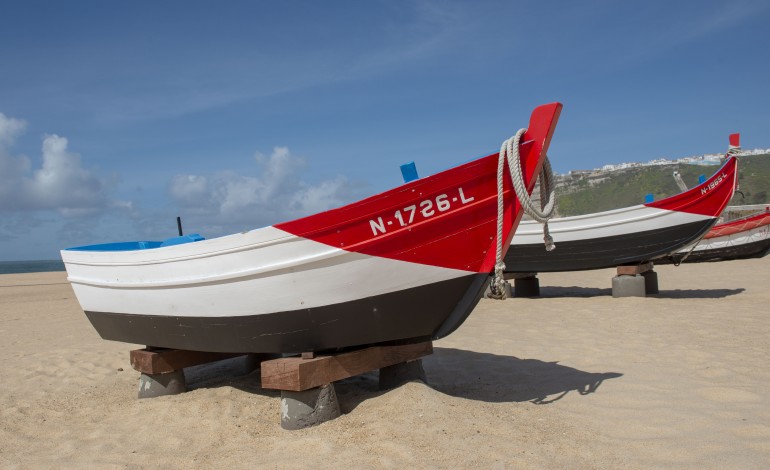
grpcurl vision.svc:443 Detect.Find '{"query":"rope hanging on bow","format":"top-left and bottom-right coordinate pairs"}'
top-left (488, 129), bottom-right (557, 299)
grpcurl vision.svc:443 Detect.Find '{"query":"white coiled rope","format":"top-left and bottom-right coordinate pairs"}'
top-left (489, 128), bottom-right (557, 299)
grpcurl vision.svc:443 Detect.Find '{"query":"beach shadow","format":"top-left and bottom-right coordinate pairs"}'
top-left (178, 348), bottom-right (622, 411)
top-left (539, 286), bottom-right (612, 297)
top-left (651, 288), bottom-right (744, 299)
top-left (184, 355), bottom-right (280, 398)
top-left (423, 347), bottom-right (622, 405)
top-left (182, 355), bottom-right (385, 412)
top-left (538, 286), bottom-right (744, 299)
top-left (332, 347), bottom-right (622, 412)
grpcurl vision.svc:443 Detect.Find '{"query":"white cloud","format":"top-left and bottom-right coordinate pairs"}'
top-left (0, 112), bottom-right (140, 252)
top-left (0, 113), bottom-right (32, 201)
top-left (0, 112), bottom-right (360, 252)
top-left (289, 176), bottom-right (350, 215)
top-left (169, 174), bottom-right (210, 208)
top-left (0, 112), bottom-right (27, 146)
top-left (24, 134), bottom-right (107, 215)
top-left (0, 113), bottom-right (129, 218)
top-left (168, 147), bottom-right (358, 231)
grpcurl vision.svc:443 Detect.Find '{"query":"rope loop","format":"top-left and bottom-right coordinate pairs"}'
top-left (488, 128), bottom-right (557, 299)
top-left (488, 261), bottom-right (507, 299)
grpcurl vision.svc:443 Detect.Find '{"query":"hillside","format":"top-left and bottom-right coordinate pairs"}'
top-left (554, 153), bottom-right (770, 216)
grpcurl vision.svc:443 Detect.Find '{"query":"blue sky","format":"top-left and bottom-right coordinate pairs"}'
top-left (1, 0), bottom-right (768, 260)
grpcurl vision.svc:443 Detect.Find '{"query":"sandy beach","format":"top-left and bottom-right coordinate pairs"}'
top-left (1, 258), bottom-right (769, 468)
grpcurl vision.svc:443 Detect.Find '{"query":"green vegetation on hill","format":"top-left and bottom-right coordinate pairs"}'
top-left (733, 154), bottom-right (770, 205)
top-left (555, 154), bottom-right (770, 216)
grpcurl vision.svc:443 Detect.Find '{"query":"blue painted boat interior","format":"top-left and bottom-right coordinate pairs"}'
top-left (65, 234), bottom-right (205, 251)
top-left (159, 234), bottom-right (205, 247)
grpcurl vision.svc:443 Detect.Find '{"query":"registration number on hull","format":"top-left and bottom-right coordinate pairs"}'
top-left (701, 173), bottom-right (727, 196)
top-left (369, 187), bottom-right (475, 236)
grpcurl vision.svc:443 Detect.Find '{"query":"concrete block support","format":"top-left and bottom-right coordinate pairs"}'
top-left (612, 275), bottom-right (647, 298)
top-left (137, 370), bottom-right (186, 399)
top-left (280, 384), bottom-right (341, 430)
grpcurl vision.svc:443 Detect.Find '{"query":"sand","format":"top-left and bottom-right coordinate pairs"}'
top-left (1, 259), bottom-right (769, 469)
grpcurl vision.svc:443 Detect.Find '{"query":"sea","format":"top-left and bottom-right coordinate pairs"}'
top-left (0, 260), bottom-right (66, 274)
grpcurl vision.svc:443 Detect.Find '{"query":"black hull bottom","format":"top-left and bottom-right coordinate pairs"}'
top-left (505, 219), bottom-right (714, 273)
top-left (85, 273), bottom-right (489, 353)
top-left (657, 237), bottom-right (770, 264)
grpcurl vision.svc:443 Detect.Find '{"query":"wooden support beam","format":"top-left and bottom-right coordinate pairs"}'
top-left (617, 262), bottom-right (653, 276)
top-left (129, 348), bottom-right (245, 375)
top-left (261, 341), bottom-right (433, 391)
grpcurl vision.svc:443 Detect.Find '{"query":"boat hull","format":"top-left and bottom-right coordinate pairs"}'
top-left (83, 273), bottom-right (488, 353)
top-left (659, 211), bottom-right (770, 264)
top-left (506, 218), bottom-right (714, 272)
top-left (65, 225), bottom-right (493, 353)
top-left (506, 157), bottom-right (737, 273)
top-left (672, 236), bottom-right (770, 263)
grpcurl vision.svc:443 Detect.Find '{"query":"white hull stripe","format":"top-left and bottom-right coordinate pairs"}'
top-left (512, 205), bottom-right (712, 245)
top-left (65, 228), bottom-right (473, 318)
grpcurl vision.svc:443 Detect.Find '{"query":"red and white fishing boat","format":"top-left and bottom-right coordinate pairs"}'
top-left (660, 208), bottom-right (770, 264)
top-left (505, 156), bottom-right (738, 273)
top-left (62, 103), bottom-right (562, 353)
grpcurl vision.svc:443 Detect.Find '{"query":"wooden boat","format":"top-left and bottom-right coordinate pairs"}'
top-left (61, 103), bottom-right (562, 353)
top-left (658, 208), bottom-right (770, 264)
top-left (504, 156), bottom-right (738, 273)
top-left (656, 133), bottom-right (770, 263)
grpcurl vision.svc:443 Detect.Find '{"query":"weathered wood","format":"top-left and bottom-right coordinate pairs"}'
top-left (617, 262), bottom-right (653, 276)
top-left (129, 348), bottom-right (245, 374)
top-left (261, 341), bottom-right (433, 391)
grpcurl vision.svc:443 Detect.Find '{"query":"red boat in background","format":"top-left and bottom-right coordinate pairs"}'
top-left (505, 156), bottom-right (738, 273)
top-left (660, 208), bottom-right (770, 264)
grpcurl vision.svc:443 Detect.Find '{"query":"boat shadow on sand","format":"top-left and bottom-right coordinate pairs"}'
top-left (538, 286), bottom-right (745, 299)
top-left (181, 348), bottom-right (622, 412)
top-left (422, 347), bottom-right (621, 405)
top-left (334, 348), bottom-right (622, 412)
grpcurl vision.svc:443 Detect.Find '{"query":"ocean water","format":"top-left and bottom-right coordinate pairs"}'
top-left (0, 260), bottom-right (66, 274)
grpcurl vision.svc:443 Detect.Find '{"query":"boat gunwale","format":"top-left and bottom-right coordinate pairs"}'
top-left (514, 204), bottom-right (693, 237)
top-left (61, 229), bottom-right (296, 267)
top-left (65, 243), bottom-right (351, 289)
